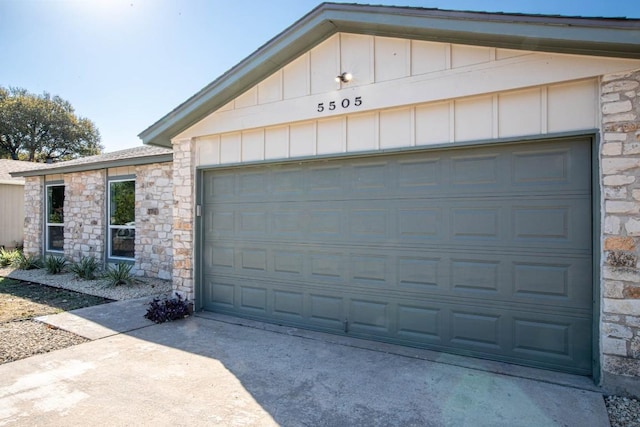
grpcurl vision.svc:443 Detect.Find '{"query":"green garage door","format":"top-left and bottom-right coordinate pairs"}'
top-left (201, 138), bottom-right (593, 375)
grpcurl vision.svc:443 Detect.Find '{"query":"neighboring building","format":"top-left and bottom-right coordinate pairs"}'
top-left (0, 160), bottom-right (46, 249)
top-left (12, 146), bottom-right (174, 280)
top-left (140, 4), bottom-right (640, 396)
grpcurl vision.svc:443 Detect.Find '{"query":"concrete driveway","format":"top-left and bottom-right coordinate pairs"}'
top-left (0, 300), bottom-right (609, 426)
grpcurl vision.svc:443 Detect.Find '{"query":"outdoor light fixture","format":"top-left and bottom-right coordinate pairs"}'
top-left (335, 72), bottom-right (353, 83)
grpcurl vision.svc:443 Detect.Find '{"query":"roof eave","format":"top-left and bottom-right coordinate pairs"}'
top-left (10, 153), bottom-right (173, 177)
top-left (139, 2), bottom-right (640, 148)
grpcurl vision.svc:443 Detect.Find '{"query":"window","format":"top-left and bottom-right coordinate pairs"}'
top-left (46, 184), bottom-right (65, 252)
top-left (108, 179), bottom-right (135, 260)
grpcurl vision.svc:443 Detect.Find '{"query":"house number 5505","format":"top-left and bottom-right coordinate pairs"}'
top-left (317, 96), bottom-right (362, 112)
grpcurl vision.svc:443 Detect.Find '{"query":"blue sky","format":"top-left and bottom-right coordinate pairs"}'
top-left (1, 0), bottom-right (638, 152)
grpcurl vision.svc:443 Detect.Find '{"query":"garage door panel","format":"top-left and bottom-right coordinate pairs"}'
top-left (511, 145), bottom-right (591, 189)
top-left (352, 161), bottom-right (390, 191)
top-left (207, 173), bottom-right (234, 198)
top-left (349, 208), bottom-right (389, 239)
top-left (310, 251), bottom-right (346, 282)
top-left (201, 138), bottom-right (593, 374)
top-left (513, 206), bottom-right (569, 240)
top-left (238, 210), bottom-right (267, 235)
top-left (512, 148), bottom-right (571, 184)
top-left (240, 248), bottom-right (267, 272)
top-left (272, 168), bottom-right (305, 194)
top-left (273, 250), bottom-right (304, 276)
top-left (451, 153), bottom-right (500, 186)
top-left (309, 294), bottom-right (345, 326)
top-left (397, 257), bottom-right (441, 289)
top-left (205, 280), bottom-right (235, 308)
top-left (205, 139), bottom-right (591, 204)
top-left (349, 299), bottom-right (390, 333)
top-left (513, 318), bottom-right (571, 357)
top-left (206, 243), bottom-right (591, 309)
top-left (397, 158), bottom-right (441, 187)
top-left (512, 313), bottom-right (592, 372)
top-left (350, 254), bottom-right (390, 286)
top-left (451, 207), bottom-right (501, 240)
top-left (512, 198), bottom-right (591, 248)
top-left (397, 208), bottom-right (442, 240)
top-left (308, 166), bottom-right (343, 192)
top-left (309, 209), bottom-right (344, 237)
top-left (205, 245), bottom-right (234, 272)
top-left (512, 260), bottom-right (592, 305)
top-left (239, 171), bottom-right (268, 195)
top-left (273, 290), bottom-right (305, 318)
top-left (272, 210), bottom-right (305, 235)
top-left (208, 199), bottom-right (589, 250)
top-left (397, 304), bottom-right (443, 341)
top-left (205, 209), bottom-right (234, 238)
top-left (239, 241), bottom-right (586, 305)
top-left (450, 310), bottom-right (502, 350)
top-left (450, 259), bottom-right (501, 293)
top-left (240, 286), bottom-right (268, 312)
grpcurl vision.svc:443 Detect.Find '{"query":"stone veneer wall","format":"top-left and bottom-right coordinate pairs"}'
top-left (601, 68), bottom-right (640, 396)
top-left (64, 170), bottom-right (105, 263)
top-left (23, 176), bottom-right (43, 257)
top-left (172, 138), bottom-right (195, 299)
top-left (134, 162), bottom-right (173, 280)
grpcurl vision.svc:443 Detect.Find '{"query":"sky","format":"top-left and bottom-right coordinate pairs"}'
top-left (1, 0), bottom-right (639, 153)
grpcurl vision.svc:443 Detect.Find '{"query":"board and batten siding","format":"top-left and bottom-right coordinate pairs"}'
top-left (0, 184), bottom-right (26, 248)
top-left (194, 78), bottom-right (599, 166)
top-left (179, 33), bottom-right (640, 166)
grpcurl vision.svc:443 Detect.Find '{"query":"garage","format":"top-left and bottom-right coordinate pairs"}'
top-left (200, 136), bottom-right (593, 374)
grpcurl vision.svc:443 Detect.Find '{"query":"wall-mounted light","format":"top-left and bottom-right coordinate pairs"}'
top-left (335, 72), bottom-right (353, 83)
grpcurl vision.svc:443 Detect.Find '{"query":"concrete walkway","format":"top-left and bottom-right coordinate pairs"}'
top-left (0, 300), bottom-right (610, 426)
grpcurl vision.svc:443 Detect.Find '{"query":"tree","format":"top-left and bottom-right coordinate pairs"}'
top-left (0, 86), bottom-right (103, 162)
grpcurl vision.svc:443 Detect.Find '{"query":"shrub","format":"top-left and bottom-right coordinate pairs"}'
top-left (12, 253), bottom-right (43, 270)
top-left (69, 256), bottom-right (100, 280)
top-left (0, 248), bottom-right (21, 267)
top-left (144, 294), bottom-right (191, 323)
top-left (45, 255), bottom-right (67, 274)
top-left (103, 263), bottom-right (135, 286)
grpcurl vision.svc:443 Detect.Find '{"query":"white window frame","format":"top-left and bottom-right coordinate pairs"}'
top-left (107, 177), bottom-right (136, 262)
top-left (45, 182), bottom-right (65, 254)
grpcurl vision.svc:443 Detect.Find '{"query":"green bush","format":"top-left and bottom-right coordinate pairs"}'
top-left (12, 253), bottom-right (43, 270)
top-left (0, 248), bottom-right (21, 267)
top-left (45, 256), bottom-right (67, 274)
top-left (69, 256), bottom-right (100, 280)
top-left (103, 263), bottom-right (135, 286)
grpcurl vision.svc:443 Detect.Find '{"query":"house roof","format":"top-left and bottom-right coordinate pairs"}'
top-left (0, 159), bottom-right (48, 185)
top-left (10, 145), bottom-right (173, 177)
top-left (139, 2), bottom-right (640, 148)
